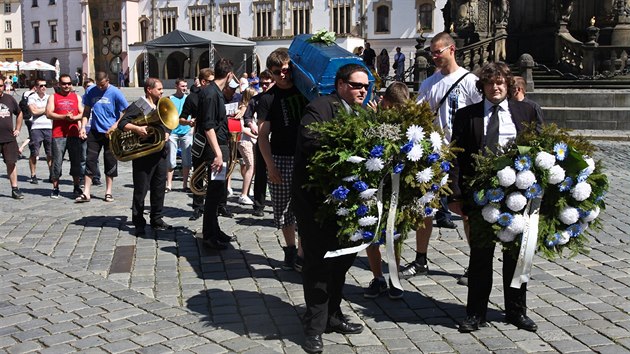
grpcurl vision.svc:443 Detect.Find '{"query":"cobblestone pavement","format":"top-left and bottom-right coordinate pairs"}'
top-left (1, 132), bottom-right (629, 353)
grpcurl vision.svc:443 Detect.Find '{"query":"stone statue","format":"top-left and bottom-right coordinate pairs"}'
top-left (559, 0), bottom-right (574, 23)
top-left (493, 0), bottom-right (509, 26)
top-left (456, 0), bottom-right (478, 31)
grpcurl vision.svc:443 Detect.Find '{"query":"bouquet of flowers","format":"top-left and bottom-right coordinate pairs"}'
top-left (307, 29), bottom-right (336, 45)
top-left (306, 101), bottom-right (458, 248)
top-left (466, 123), bottom-right (609, 259)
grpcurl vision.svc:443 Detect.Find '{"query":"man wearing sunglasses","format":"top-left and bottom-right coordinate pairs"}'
top-left (402, 32), bottom-right (482, 286)
top-left (293, 63), bottom-right (370, 353)
top-left (27, 79), bottom-right (53, 185)
top-left (45, 74), bottom-right (84, 199)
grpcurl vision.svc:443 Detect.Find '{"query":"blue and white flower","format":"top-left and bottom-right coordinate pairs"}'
top-left (365, 157), bottom-right (384, 171)
top-left (393, 163), bottom-right (404, 174)
top-left (497, 166), bottom-right (517, 187)
top-left (515, 170), bottom-right (536, 189)
top-left (506, 214), bottom-right (526, 234)
top-left (429, 131), bottom-right (442, 152)
top-left (359, 188), bottom-right (378, 199)
top-left (407, 144), bottom-right (424, 161)
top-left (506, 192), bottom-right (527, 212)
top-left (554, 142), bottom-right (568, 161)
top-left (571, 181), bottom-right (592, 201)
top-left (566, 223), bottom-right (583, 238)
top-left (524, 183), bottom-right (543, 199)
top-left (352, 181), bottom-right (368, 192)
top-left (350, 230), bottom-right (363, 242)
top-left (497, 212), bottom-right (514, 227)
top-left (415, 167), bottom-right (434, 183)
top-left (474, 191), bottom-right (488, 206)
top-left (482, 204), bottom-right (500, 223)
top-left (358, 216), bottom-right (378, 227)
top-left (336, 207), bottom-right (349, 216)
top-left (514, 155), bottom-right (532, 171)
top-left (548, 164), bottom-right (566, 185)
top-left (559, 206), bottom-right (580, 225)
top-left (545, 233), bottom-right (560, 247)
top-left (557, 230), bottom-right (571, 245)
top-left (581, 206), bottom-right (600, 223)
top-left (332, 186), bottom-right (350, 200)
top-left (356, 204), bottom-right (369, 217)
top-left (370, 145), bottom-right (384, 157)
top-left (487, 188), bottom-right (505, 202)
top-left (400, 141), bottom-right (413, 154)
top-left (535, 151), bottom-right (556, 170)
top-left (362, 231), bottom-right (375, 241)
top-left (347, 156), bottom-right (365, 163)
top-left (406, 125), bottom-right (425, 143)
top-left (558, 176), bottom-right (573, 192)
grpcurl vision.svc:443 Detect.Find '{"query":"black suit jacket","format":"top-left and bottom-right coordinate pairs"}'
top-left (449, 99), bottom-right (541, 201)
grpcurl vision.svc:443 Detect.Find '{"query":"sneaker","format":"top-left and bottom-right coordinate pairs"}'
top-left (457, 268), bottom-right (469, 286)
top-left (294, 256), bottom-right (304, 273)
top-left (29, 175), bottom-right (38, 184)
top-left (50, 188), bottom-right (60, 199)
top-left (388, 279), bottom-right (404, 300)
top-left (227, 187), bottom-right (234, 197)
top-left (399, 261), bottom-right (429, 279)
top-left (364, 278), bottom-right (387, 299)
top-left (282, 246), bottom-right (297, 270)
top-left (11, 188), bottom-right (24, 200)
top-left (435, 219), bottom-right (457, 229)
top-left (238, 195), bottom-right (254, 205)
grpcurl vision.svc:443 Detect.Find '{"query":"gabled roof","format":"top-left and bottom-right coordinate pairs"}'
top-left (144, 29), bottom-right (255, 48)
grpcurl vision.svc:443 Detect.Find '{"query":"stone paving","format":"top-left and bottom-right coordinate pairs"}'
top-left (1, 120), bottom-right (629, 353)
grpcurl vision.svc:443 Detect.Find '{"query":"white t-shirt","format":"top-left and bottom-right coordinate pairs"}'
top-left (416, 67), bottom-right (482, 142)
top-left (28, 93), bottom-right (53, 130)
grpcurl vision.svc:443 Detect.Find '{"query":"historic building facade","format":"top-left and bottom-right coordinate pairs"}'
top-left (1, 0), bottom-right (23, 63)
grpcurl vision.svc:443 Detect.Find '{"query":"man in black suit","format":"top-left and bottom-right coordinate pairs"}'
top-left (448, 62), bottom-right (542, 333)
top-left (293, 63), bottom-right (370, 353)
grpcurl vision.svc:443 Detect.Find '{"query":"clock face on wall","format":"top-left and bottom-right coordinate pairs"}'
top-left (101, 46), bottom-right (110, 55)
top-left (110, 36), bottom-right (122, 55)
top-left (110, 56), bottom-right (121, 74)
top-left (102, 37), bottom-right (109, 45)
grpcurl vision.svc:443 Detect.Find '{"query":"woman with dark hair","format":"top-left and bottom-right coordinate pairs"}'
top-left (377, 49), bottom-right (390, 79)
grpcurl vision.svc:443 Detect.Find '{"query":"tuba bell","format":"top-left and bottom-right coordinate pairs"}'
top-left (110, 97), bottom-right (180, 161)
top-left (189, 162), bottom-right (208, 196)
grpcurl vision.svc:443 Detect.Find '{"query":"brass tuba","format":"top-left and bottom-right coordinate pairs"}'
top-left (110, 98), bottom-right (179, 161)
top-left (189, 162), bottom-right (208, 196)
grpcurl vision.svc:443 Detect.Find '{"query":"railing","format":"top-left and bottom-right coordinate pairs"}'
top-left (455, 33), bottom-right (509, 71)
top-left (557, 32), bottom-right (630, 78)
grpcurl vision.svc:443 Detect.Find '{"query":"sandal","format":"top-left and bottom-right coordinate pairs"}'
top-left (75, 194), bottom-right (90, 203)
top-left (104, 194), bottom-right (115, 202)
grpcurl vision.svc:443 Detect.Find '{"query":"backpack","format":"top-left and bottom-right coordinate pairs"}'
top-left (19, 91), bottom-right (35, 120)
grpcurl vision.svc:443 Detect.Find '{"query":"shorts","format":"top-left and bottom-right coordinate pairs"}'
top-left (237, 140), bottom-right (255, 168)
top-left (167, 132), bottom-right (192, 169)
top-left (29, 129), bottom-right (52, 157)
top-left (0, 140), bottom-right (19, 164)
top-left (268, 155), bottom-right (296, 229)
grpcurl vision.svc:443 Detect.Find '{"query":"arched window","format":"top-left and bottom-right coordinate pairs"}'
top-left (375, 5), bottom-right (389, 33)
top-left (139, 18), bottom-right (149, 42)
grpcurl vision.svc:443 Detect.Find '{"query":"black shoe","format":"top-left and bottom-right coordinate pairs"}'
top-left (506, 313), bottom-right (538, 332)
top-left (399, 261), bottom-right (428, 279)
top-left (387, 279), bottom-right (404, 300)
top-left (459, 315), bottom-right (487, 333)
top-left (364, 278), bottom-right (387, 299)
top-left (435, 219), bottom-right (457, 229)
top-left (281, 246), bottom-right (297, 270)
top-left (29, 175), bottom-right (38, 184)
top-left (457, 268), bottom-right (469, 286)
top-left (303, 334), bottom-right (323, 354)
top-left (203, 238), bottom-right (228, 250)
top-left (325, 319), bottom-right (364, 334)
top-left (217, 206), bottom-right (233, 218)
top-left (218, 231), bottom-right (235, 242)
top-left (189, 209), bottom-right (203, 221)
top-left (151, 219), bottom-right (173, 230)
top-left (50, 188), bottom-right (60, 199)
top-left (11, 188), bottom-right (24, 200)
top-left (93, 179), bottom-right (102, 186)
top-left (252, 208), bottom-right (264, 217)
top-left (135, 227), bottom-right (146, 237)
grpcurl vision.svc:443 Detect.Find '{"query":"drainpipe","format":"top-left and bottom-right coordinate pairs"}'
top-left (151, 0), bottom-right (157, 39)
top-left (279, 0), bottom-right (284, 36)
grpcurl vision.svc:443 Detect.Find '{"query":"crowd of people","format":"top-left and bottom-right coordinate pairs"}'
top-left (0, 32), bottom-right (547, 354)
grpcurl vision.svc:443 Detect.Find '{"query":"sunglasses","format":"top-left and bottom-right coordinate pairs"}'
top-left (346, 81), bottom-right (370, 90)
top-left (271, 67), bottom-right (291, 76)
top-left (431, 46), bottom-right (452, 56)
top-left (59, 82), bottom-right (72, 86)
top-left (38, 84), bottom-right (47, 88)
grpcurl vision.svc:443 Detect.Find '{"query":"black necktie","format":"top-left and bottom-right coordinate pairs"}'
top-left (486, 104), bottom-right (500, 153)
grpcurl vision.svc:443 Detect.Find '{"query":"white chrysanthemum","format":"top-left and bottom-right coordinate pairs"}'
top-left (415, 167), bottom-right (434, 183)
top-left (498, 229), bottom-right (518, 242)
top-left (350, 231), bottom-right (363, 242)
top-left (497, 166), bottom-right (517, 187)
top-left (406, 125), bottom-right (425, 143)
top-left (557, 230), bottom-right (571, 245)
top-left (336, 207), bottom-right (349, 216)
top-left (582, 206), bottom-right (600, 223)
top-left (358, 216), bottom-right (378, 227)
top-left (440, 174), bottom-right (449, 186)
top-left (482, 204), bottom-right (500, 223)
top-left (548, 165), bottom-right (566, 185)
top-left (506, 192), bottom-right (527, 212)
top-left (342, 175), bottom-right (359, 182)
top-left (571, 182), bottom-right (592, 201)
top-left (559, 206), bottom-right (580, 225)
top-left (418, 192), bottom-right (435, 205)
top-left (365, 157), bottom-right (384, 171)
top-left (406, 144), bottom-right (424, 161)
top-left (430, 131), bottom-right (443, 152)
top-left (347, 156), bottom-right (365, 163)
top-left (515, 170), bottom-right (537, 190)
top-left (359, 188), bottom-right (378, 199)
top-left (583, 156), bottom-right (595, 175)
top-left (506, 214), bottom-right (526, 234)
top-left (535, 151), bottom-right (556, 170)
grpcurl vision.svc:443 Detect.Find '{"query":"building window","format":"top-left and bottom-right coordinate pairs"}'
top-left (75, 30), bottom-right (81, 41)
top-left (253, 1), bottom-right (273, 37)
top-left (189, 5), bottom-right (207, 31)
top-left (417, 2), bottom-right (433, 31)
top-left (375, 4), bottom-right (390, 33)
top-left (331, 0), bottom-right (352, 35)
top-left (32, 0), bottom-right (38, 7)
top-left (221, 4), bottom-right (239, 37)
top-left (49, 20), bottom-right (57, 42)
top-left (5, 20), bottom-right (10, 32)
top-left (49, 0), bottom-right (55, 4)
top-left (4, 3), bottom-right (11, 13)
top-left (139, 17), bottom-right (149, 42)
top-left (160, 8), bottom-right (177, 35)
top-left (32, 22), bottom-right (40, 43)
top-left (6, 38), bottom-right (12, 49)
top-left (290, 1), bottom-right (310, 36)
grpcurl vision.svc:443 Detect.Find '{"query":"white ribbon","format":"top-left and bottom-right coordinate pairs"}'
top-left (385, 173), bottom-right (402, 291)
top-left (510, 196), bottom-right (542, 289)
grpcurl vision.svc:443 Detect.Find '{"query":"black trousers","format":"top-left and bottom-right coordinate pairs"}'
top-left (202, 145), bottom-right (228, 240)
top-left (131, 150), bottom-right (167, 228)
top-left (299, 218), bottom-right (357, 336)
top-left (252, 141), bottom-right (267, 210)
top-left (466, 244), bottom-right (527, 319)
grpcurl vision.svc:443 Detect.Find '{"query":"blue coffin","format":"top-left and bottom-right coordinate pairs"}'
top-left (288, 34), bottom-right (374, 103)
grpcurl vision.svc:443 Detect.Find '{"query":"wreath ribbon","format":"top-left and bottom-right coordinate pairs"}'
top-left (510, 195), bottom-right (542, 288)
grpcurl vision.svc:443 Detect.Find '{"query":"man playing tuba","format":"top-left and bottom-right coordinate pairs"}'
top-left (117, 78), bottom-right (173, 237)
